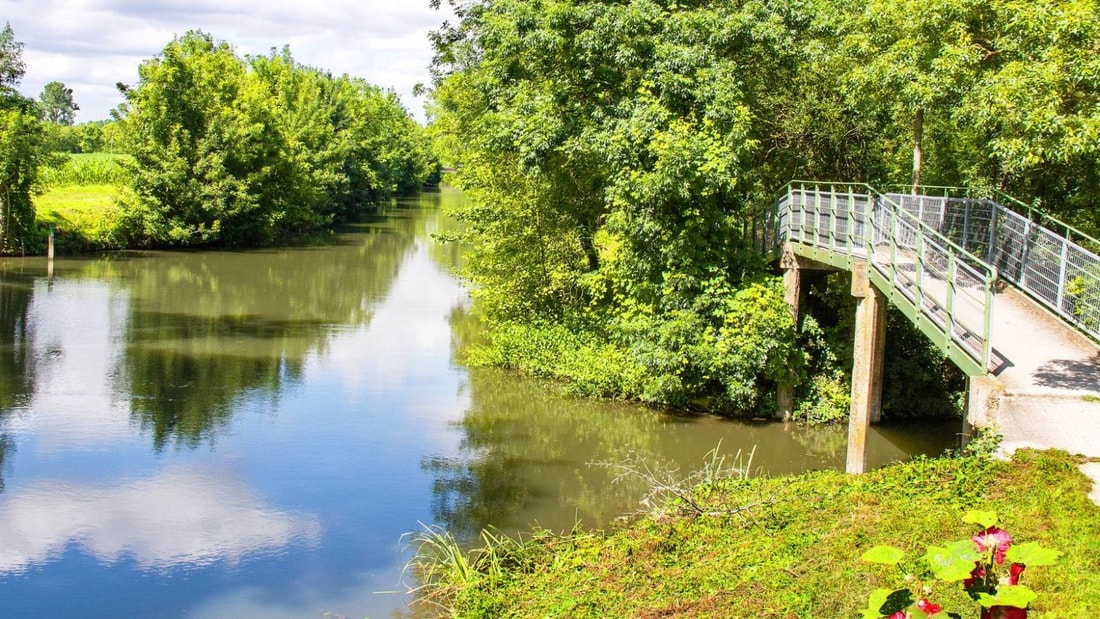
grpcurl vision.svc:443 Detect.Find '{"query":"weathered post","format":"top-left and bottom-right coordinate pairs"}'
top-left (847, 263), bottom-right (886, 474)
top-left (47, 224), bottom-right (55, 280)
top-left (962, 375), bottom-right (1003, 448)
top-left (777, 245), bottom-right (803, 421)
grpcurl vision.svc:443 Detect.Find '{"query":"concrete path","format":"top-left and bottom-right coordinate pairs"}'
top-left (986, 287), bottom-right (1100, 504)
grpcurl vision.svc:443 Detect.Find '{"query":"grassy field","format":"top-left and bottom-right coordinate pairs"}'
top-left (421, 450), bottom-right (1100, 618)
top-left (34, 153), bottom-right (131, 252)
top-left (39, 152), bottom-right (133, 187)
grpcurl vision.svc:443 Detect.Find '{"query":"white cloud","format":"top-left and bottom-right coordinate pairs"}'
top-left (5, 279), bottom-right (136, 452)
top-left (0, 463), bottom-right (322, 574)
top-left (0, 0), bottom-right (455, 122)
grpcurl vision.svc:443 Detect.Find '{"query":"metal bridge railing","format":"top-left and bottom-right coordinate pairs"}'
top-left (767, 181), bottom-right (998, 376)
top-left (885, 186), bottom-right (1100, 344)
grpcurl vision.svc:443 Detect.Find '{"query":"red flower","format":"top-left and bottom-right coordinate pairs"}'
top-left (1009, 562), bottom-right (1025, 585)
top-left (981, 606), bottom-right (1028, 619)
top-left (964, 562), bottom-right (986, 588)
top-left (888, 613), bottom-right (906, 619)
top-left (917, 598), bottom-right (943, 615)
top-left (973, 526), bottom-right (1013, 564)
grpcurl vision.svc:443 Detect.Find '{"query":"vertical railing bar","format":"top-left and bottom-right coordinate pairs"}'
top-left (1056, 239), bottom-right (1070, 312)
top-left (915, 224), bottom-right (925, 324)
top-left (987, 202), bottom-right (998, 264)
top-left (963, 199), bottom-right (971, 254)
top-left (946, 251), bottom-right (957, 350)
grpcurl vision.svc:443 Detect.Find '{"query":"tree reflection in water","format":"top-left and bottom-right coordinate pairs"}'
top-left (0, 268), bottom-right (34, 493)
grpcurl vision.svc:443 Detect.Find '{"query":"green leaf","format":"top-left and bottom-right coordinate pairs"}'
top-left (962, 510), bottom-right (998, 529)
top-left (880, 589), bottom-right (914, 615)
top-left (995, 585), bottom-right (1038, 609)
top-left (862, 588), bottom-right (893, 619)
top-left (862, 545), bottom-right (906, 565)
top-left (924, 539), bottom-right (982, 581)
top-left (977, 585), bottom-right (1037, 609)
top-left (1005, 542), bottom-right (1062, 567)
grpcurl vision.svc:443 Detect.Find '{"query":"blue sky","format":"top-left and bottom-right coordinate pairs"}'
top-left (0, 0), bottom-right (455, 123)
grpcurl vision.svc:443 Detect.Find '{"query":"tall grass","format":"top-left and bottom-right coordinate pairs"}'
top-left (404, 523), bottom-right (585, 615)
top-left (40, 153), bottom-right (133, 188)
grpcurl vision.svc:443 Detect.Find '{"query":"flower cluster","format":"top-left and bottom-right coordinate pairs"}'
top-left (860, 511), bottom-right (1061, 619)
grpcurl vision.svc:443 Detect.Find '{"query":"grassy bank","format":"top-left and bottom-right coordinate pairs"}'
top-left (418, 450), bottom-right (1099, 618)
top-left (33, 153), bottom-right (131, 252)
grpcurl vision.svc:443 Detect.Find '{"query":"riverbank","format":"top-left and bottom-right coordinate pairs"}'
top-left (426, 449), bottom-right (1099, 618)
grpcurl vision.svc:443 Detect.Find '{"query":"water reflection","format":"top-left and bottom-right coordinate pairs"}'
top-left (0, 463), bottom-right (321, 575)
top-left (0, 270), bottom-right (34, 492)
top-left (0, 186), bottom-right (956, 618)
top-left (428, 365), bottom-right (958, 541)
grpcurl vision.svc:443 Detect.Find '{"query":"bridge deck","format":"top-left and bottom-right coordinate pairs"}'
top-left (990, 287), bottom-right (1100, 459)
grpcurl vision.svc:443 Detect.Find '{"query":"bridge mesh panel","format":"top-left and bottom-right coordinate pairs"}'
top-left (886, 192), bottom-right (1100, 342)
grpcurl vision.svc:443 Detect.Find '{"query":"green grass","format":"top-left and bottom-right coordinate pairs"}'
top-left (35, 184), bottom-right (128, 251)
top-left (426, 450), bottom-right (1100, 618)
top-left (40, 152), bottom-right (133, 188)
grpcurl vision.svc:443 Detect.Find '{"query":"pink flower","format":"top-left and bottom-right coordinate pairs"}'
top-left (888, 613), bottom-right (906, 619)
top-left (1009, 562), bottom-right (1026, 585)
top-left (973, 526), bottom-right (1013, 564)
top-left (917, 598), bottom-right (943, 615)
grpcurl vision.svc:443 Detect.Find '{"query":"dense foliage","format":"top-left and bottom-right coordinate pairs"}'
top-left (0, 22), bottom-right (47, 254)
top-left (428, 0), bottom-right (1100, 415)
top-left (119, 31), bottom-right (438, 247)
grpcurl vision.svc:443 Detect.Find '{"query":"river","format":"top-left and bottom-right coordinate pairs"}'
top-left (0, 186), bottom-right (957, 617)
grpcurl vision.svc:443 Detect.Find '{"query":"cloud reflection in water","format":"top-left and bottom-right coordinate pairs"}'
top-left (0, 464), bottom-right (321, 574)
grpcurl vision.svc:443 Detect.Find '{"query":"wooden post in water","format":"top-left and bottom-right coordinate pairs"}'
top-left (47, 224), bottom-right (55, 280)
top-left (847, 263), bottom-right (886, 474)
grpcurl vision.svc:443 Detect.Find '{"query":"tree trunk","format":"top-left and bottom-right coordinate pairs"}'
top-left (579, 226), bottom-right (599, 272)
top-left (912, 108), bottom-right (924, 193)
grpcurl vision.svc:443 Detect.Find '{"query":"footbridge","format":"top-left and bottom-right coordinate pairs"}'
top-left (757, 182), bottom-right (1100, 473)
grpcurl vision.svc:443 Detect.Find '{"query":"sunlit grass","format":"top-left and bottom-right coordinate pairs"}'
top-left (35, 184), bottom-right (127, 251)
top-left (40, 152), bottom-right (133, 187)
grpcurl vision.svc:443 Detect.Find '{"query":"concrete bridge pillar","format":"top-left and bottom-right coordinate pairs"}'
top-left (777, 247), bottom-right (805, 421)
top-left (847, 263), bottom-right (886, 474)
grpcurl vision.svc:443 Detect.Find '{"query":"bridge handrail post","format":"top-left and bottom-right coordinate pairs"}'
top-left (946, 251), bottom-right (958, 346)
top-left (915, 223), bottom-right (925, 318)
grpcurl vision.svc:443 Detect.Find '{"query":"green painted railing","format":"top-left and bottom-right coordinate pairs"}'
top-left (764, 181), bottom-right (999, 376)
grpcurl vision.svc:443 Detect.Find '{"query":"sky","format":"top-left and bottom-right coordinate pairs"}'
top-left (0, 0), bottom-right (456, 123)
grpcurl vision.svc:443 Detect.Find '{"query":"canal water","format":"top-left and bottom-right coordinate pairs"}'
top-left (0, 187), bottom-right (957, 617)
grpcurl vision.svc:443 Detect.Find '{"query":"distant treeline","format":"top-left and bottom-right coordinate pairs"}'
top-left (1, 26), bottom-right (439, 252)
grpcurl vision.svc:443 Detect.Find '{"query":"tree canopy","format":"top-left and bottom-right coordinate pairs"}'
top-left (0, 22), bottom-right (46, 253)
top-left (428, 0), bottom-right (1100, 415)
top-left (39, 81), bottom-right (79, 125)
top-left (119, 31), bottom-right (439, 247)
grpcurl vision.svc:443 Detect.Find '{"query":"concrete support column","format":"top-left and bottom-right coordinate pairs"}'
top-left (847, 263), bottom-right (886, 474)
top-left (962, 375), bottom-right (1003, 447)
top-left (777, 246), bottom-right (804, 421)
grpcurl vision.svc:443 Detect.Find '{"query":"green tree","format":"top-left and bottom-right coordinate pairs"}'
top-left (0, 22), bottom-right (46, 254)
top-left (0, 21), bottom-right (25, 94)
top-left (429, 0), bottom-right (806, 411)
top-left (39, 81), bottom-right (79, 125)
top-left (122, 31), bottom-right (437, 247)
top-left (122, 31), bottom-right (310, 245)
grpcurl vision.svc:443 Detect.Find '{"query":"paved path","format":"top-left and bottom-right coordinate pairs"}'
top-left (986, 287), bottom-right (1100, 503)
